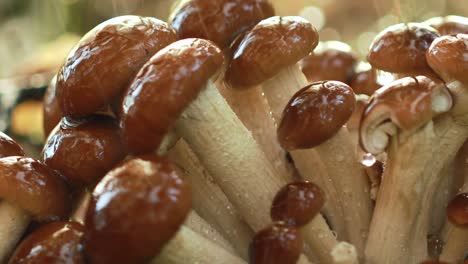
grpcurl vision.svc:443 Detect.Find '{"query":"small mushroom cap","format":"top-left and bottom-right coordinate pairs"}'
top-left (249, 222), bottom-right (303, 264)
top-left (84, 154), bottom-right (191, 264)
top-left (277, 81), bottom-right (355, 150)
top-left (360, 76), bottom-right (453, 154)
top-left (0, 156), bottom-right (70, 221)
top-left (299, 41), bottom-right (358, 83)
top-left (57, 16), bottom-right (176, 117)
top-left (226, 16), bottom-right (319, 87)
top-left (169, 0), bottom-right (274, 48)
top-left (8, 221), bottom-right (85, 264)
top-left (423, 15), bottom-right (468, 35)
top-left (446, 192), bottom-right (468, 228)
top-left (0, 131), bottom-right (25, 158)
top-left (43, 75), bottom-right (62, 136)
top-left (426, 34), bottom-right (468, 86)
top-left (350, 63), bottom-right (381, 96)
top-left (42, 115), bottom-right (126, 189)
top-left (368, 23), bottom-right (439, 76)
top-left (120, 38), bottom-right (223, 154)
top-left (271, 181), bottom-right (324, 227)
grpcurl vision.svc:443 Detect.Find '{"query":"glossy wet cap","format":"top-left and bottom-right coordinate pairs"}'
top-left (368, 23), bottom-right (439, 76)
top-left (249, 222), bottom-right (303, 264)
top-left (120, 38), bottom-right (223, 154)
top-left (84, 154), bottom-right (191, 264)
top-left (426, 34), bottom-right (468, 86)
top-left (42, 115), bottom-right (126, 189)
top-left (350, 63), bottom-right (381, 96)
top-left (424, 15), bottom-right (468, 35)
top-left (278, 81), bottom-right (355, 150)
top-left (299, 41), bottom-right (357, 83)
top-left (226, 16), bottom-right (319, 87)
top-left (0, 131), bottom-right (24, 158)
top-left (8, 221), bottom-right (85, 264)
top-left (56, 16), bottom-right (176, 117)
top-left (271, 181), bottom-right (324, 227)
top-left (169, 0), bottom-right (274, 48)
top-left (360, 76), bottom-right (453, 154)
top-left (43, 75), bottom-right (62, 136)
top-left (446, 192), bottom-right (468, 228)
top-left (0, 156), bottom-right (70, 221)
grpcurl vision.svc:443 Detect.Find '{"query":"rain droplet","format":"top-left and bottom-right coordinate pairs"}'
top-left (360, 153), bottom-right (376, 167)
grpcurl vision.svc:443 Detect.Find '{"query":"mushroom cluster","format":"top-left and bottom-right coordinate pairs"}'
top-left (1, 1), bottom-right (467, 264)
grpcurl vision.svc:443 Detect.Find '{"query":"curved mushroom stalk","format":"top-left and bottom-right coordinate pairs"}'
top-left (0, 201), bottom-right (31, 262)
top-left (168, 139), bottom-right (254, 259)
top-left (151, 226), bottom-right (246, 264)
top-left (439, 191), bottom-right (468, 263)
top-left (360, 76), bottom-right (453, 264)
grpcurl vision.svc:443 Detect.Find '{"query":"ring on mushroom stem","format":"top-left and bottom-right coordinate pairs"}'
top-left (56, 16), bottom-right (176, 117)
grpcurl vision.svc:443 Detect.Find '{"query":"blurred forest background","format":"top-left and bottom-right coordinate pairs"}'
top-left (0, 0), bottom-right (467, 78)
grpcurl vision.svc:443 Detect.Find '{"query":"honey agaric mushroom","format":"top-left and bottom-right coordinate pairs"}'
top-left (168, 0), bottom-right (274, 48)
top-left (8, 221), bottom-right (85, 264)
top-left (359, 76), bottom-right (453, 263)
top-left (270, 181), bottom-right (325, 227)
top-left (299, 41), bottom-right (358, 83)
top-left (120, 38), bottom-right (335, 263)
top-left (84, 154), bottom-right (191, 263)
top-left (349, 64), bottom-right (381, 96)
top-left (42, 75), bottom-right (62, 136)
top-left (42, 115), bottom-right (126, 189)
top-left (168, 139), bottom-right (254, 259)
top-left (278, 81), bottom-right (371, 253)
top-left (368, 23), bottom-right (439, 78)
top-left (249, 222), bottom-right (303, 264)
top-left (423, 15), bottom-right (468, 35)
top-left (439, 191), bottom-right (468, 263)
top-left (56, 16), bottom-right (176, 117)
top-left (169, 0), bottom-right (291, 178)
top-left (0, 156), bottom-right (71, 262)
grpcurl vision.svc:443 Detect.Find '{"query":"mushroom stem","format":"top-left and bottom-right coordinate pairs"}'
top-left (365, 123), bottom-right (436, 263)
top-left (0, 200), bottom-right (31, 262)
top-left (184, 211), bottom-right (237, 255)
top-left (428, 162), bottom-right (454, 236)
top-left (300, 215), bottom-right (341, 264)
top-left (439, 182), bottom-right (468, 263)
top-left (217, 80), bottom-right (293, 180)
top-left (330, 242), bottom-right (359, 264)
top-left (262, 64), bottom-right (347, 241)
top-left (168, 139), bottom-right (253, 259)
top-left (174, 79), bottom-right (338, 262)
top-left (151, 226), bottom-right (246, 264)
top-left (313, 128), bottom-right (372, 252)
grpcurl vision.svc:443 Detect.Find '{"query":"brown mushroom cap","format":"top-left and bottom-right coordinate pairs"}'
top-left (8, 221), bottom-right (85, 264)
top-left (446, 192), bottom-right (468, 228)
top-left (423, 15), bottom-right (468, 35)
top-left (226, 16), bottom-right (319, 87)
top-left (120, 38), bottom-right (223, 154)
top-left (56, 16), bottom-right (177, 117)
top-left (299, 41), bottom-right (358, 83)
top-left (0, 156), bottom-right (70, 221)
top-left (249, 222), bottom-right (303, 264)
top-left (84, 154), bottom-right (191, 263)
top-left (169, 0), bottom-right (274, 48)
top-left (350, 63), bottom-right (381, 96)
top-left (426, 34), bottom-right (468, 87)
top-left (42, 115), bottom-right (126, 189)
top-left (0, 131), bottom-right (25, 158)
top-left (270, 181), bottom-right (324, 227)
top-left (360, 76), bottom-right (453, 154)
top-left (368, 23), bottom-right (439, 76)
top-left (43, 75), bottom-right (62, 136)
top-left (277, 81), bottom-right (355, 150)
